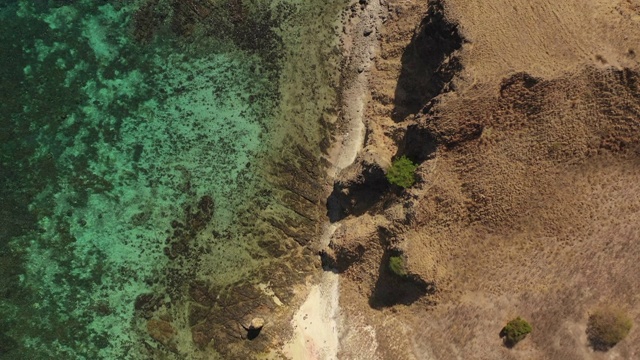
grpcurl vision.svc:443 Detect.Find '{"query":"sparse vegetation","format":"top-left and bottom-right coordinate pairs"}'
top-left (388, 255), bottom-right (407, 277)
top-left (386, 156), bottom-right (417, 188)
top-left (587, 308), bottom-right (632, 351)
top-left (501, 317), bottom-right (532, 346)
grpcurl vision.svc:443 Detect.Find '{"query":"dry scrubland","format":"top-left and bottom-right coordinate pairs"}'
top-left (331, 0), bottom-right (640, 359)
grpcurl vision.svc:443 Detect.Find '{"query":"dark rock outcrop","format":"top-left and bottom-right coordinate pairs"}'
top-left (392, 0), bottom-right (463, 121)
top-left (320, 242), bottom-right (366, 273)
top-left (327, 152), bottom-right (390, 222)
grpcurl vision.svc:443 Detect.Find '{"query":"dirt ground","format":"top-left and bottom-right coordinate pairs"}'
top-left (332, 0), bottom-right (640, 359)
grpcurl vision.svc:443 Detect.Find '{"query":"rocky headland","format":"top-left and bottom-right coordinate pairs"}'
top-left (130, 0), bottom-right (640, 359)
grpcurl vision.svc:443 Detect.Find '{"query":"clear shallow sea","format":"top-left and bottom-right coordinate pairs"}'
top-left (0, 1), bottom-right (343, 358)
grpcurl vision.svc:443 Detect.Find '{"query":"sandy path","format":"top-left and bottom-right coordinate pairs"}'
top-left (283, 0), bottom-right (384, 359)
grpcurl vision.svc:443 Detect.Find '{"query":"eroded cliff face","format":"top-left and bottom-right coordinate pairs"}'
top-left (331, 0), bottom-right (640, 359)
top-left (326, 0), bottom-right (461, 301)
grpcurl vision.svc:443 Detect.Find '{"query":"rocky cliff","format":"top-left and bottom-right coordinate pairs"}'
top-left (331, 1), bottom-right (640, 359)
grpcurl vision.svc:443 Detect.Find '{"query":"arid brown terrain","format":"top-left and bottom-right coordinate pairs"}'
top-left (328, 0), bottom-right (640, 359)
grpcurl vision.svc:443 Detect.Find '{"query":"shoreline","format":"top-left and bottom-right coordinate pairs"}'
top-left (282, 0), bottom-right (384, 358)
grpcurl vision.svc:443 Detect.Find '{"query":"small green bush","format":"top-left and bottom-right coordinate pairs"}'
top-left (386, 156), bottom-right (417, 188)
top-left (388, 256), bottom-right (407, 277)
top-left (587, 308), bottom-right (632, 351)
top-left (502, 317), bottom-right (532, 346)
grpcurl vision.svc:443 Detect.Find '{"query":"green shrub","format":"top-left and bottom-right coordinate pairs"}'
top-left (587, 308), bottom-right (632, 351)
top-left (386, 156), bottom-right (417, 188)
top-left (501, 317), bottom-right (532, 346)
top-left (388, 256), bottom-right (407, 277)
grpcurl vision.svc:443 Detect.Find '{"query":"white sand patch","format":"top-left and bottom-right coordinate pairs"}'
top-left (284, 223), bottom-right (340, 359)
top-left (284, 272), bottom-right (340, 360)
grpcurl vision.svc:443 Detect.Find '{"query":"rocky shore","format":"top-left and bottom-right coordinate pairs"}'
top-left (283, 0), bottom-right (387, 358)
top-left (135, 0), bottom-right (640, 358)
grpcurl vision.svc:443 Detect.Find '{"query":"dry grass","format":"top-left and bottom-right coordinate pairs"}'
top-left (335, 0), bottom-right (640, 359)
top-left (446, 0), bottom-right (640, 90)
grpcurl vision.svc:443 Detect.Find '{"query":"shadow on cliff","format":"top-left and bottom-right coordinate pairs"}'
top-left (396, 124), bottom-right (438, 164)
top-left (369, 250), bottom-right (436, 308)
top-left (326, 160), bottom-right (390, 223)
top-left (392, 1), bottom-right (463, 122)
top-left (326, 125), bottom-right (438, 224)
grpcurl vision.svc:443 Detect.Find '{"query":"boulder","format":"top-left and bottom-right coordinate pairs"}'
top-left (243, 317), bottom-right (265, 340)
top-left (249, 317), bottom-right (265, 330)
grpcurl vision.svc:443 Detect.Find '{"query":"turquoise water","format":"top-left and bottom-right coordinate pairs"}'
top-left (0, 0), bottom-right (343, 358)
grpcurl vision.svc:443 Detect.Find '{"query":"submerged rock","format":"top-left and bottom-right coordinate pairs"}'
top-left (147, 319), bottom-right (176, 350)
top-left (0, 332), bottom-right (18, 356)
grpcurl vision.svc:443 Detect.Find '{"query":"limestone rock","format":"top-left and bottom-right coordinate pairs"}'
top-left (242, 317), bottom-right (265, 340)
